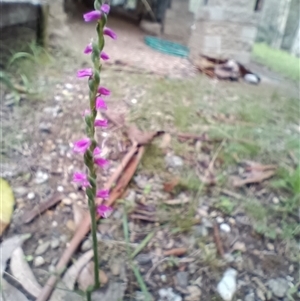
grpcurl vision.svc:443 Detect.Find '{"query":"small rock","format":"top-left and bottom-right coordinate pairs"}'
top-left (62, 198), bottom-right (72, 206)
top-left (48, 265), bottom-right (56, 273)
top-left (165, 155), bottom-right (184, 168)
top-left (228, 217), bottom-right (235, 225)
top-left (256, 288), bottom-right (266, 300)
top-left (35, 241), bottom-right (50, 255)
top-left (158, 288), bottom-right (182, 301)
top-left (34, 256), bottom-right (45, 267)
top-left (60, 235), bottom-right (68, 243)
top-left (232, 241), bottom-right (246, 253)
top-left (176, 271), bottom-right (189, 289)
top-left (267, 278), bottom-right (290, 298)
top-left (65, 83), bottom-right (73, 90)
top-left (220, 223), bottom-right (231, 233)
top-left (272, 197), bottom-right (280, 204)
top-left (39, 122), bottom-right (52, 133)
top-left (27, 192), bottom-right (35, 200)
top-left (69, 192), bottom-right (78, 200)
top-left (34, 171), bottom-right (49, 184)
top-left (210, 211), bottom-right (218, 218)
top-left (134, 175), bottom-right (148, 189)
top-left (136, 253), bottom-right (152, 265)
top-left (184, 286), bottom-right (201, 301)
top-left (131, 98), bottom-right (137, 104)
top-left (161, 274), bottom-right (167, 282)
top-left (193, 225), bottom-right (208, 237)
top-left (197, 208), bottom-right (208, 217)
top-left (217, 268), bottom-right (237, 301)
top-left (51, 239), bottom-right (60, 249)
top-left (57, 185), bottom-right (64, 192)
top-left (66, 220), bottom-right (76, 231)
top-left (216, 216), bottom-right (224, 223)
top-left (81, 239), bottom-right (92, 252)
top-left (110, 261), bottom-right (121, 276)
top-left (126, 190), bottom-right (136, 203)
top-left (52, 221), bottom-right (58, 227)
top-left (266, 243), bottom-right (275, 251)
top-left (14, 186), bottom-right (28, 196)
top-left (140, 20), bottom-right (161, 36)
top-left (244, 292), bottom-right (255, 301)
top-left (188, 263), bottom-right (197, 274)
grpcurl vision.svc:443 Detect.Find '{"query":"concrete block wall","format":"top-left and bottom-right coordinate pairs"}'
top-left (163, 0), bottom-right (194, 45)
top-left (189, 0), bottom-right (260, 64)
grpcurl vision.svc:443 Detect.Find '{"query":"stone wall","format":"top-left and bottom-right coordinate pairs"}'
top-left (163, 0), bottom-right (193, 45)
top-left (188, 0), bottom-right (259, 64)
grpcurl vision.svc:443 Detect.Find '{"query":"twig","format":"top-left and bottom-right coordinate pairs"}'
top-left (217, 188), bottom-right (244, 201)
top-left (208, 139), bottom-right (226, 172)
top-left (22, 193), bottom-right (63, 224)
top-left (213, 223), bottom-right (224, 258)
top-left (36, 146), bottom-right (144, 301)
top-left (163, 248), bottom-right (187, 256)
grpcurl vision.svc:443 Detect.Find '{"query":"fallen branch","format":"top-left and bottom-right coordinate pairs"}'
top-left (22, 193), bottom-right (63, 224)
top-left (36, 146), bottom-right (144, 301)
top-left (213, 223), bottom-right (224, 258)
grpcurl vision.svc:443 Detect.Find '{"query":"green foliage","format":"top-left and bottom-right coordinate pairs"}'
top-left (252, 43), bottom-right (300, 81)
top-left (214, 197), bottom-right (236, 215)
top-left (272, 166), bottom-right (300, 195)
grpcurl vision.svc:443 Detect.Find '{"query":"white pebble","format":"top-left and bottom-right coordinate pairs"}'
top-left (216, 216), bottom-right (224, 223)
top-left (65, 83), bottom-right (73, 90)
top-left (34, 256), bottom-right (45, 267)
top-left (272, 197), bottom-right (280, 204)
top-left (27, 192), bottom-right (35, 200)
top-left (217, 268), bottom-right (237, 301)
top-left (57, 186), bottom-right (64, 192)
top-left (220, 223), bottom-right (231, 233)
top-left (131, 98), bottom-right (137, 104)
top-left (52, 221), bottom-right (58, 227)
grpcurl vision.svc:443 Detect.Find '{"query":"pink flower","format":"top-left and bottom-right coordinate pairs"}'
top-left (97, 204), bottom-right (112, 218)
top-left (77, 68), bottom-right (93, 78)
top-left (73, 138), bottom-right (91, 153)
top-left (93, 146), bottom-right (102, 157)
top-left (104, 27), bottom-right (117, 40)
top-left (83, 10), bottom-right (102, 22)
top-left (84, 44), bottom-right (92, 54)
top-left (96, 189), bottom-right (110, 199)
top-left (94, 119), bottom-right (108, 128)
top-left (101, 4), bottom-right (110, 14)
top-left (100, 52), bottom-right (110, 60)
top-left (73, 172), bottom-right (90, 187)
top-left (94, 157), bottom-right (109, 168)
top-left (96, 97), bottom-right (107, 110)
top-left (82, 109), bottom-right (91, 117)
top-left (98, 86), bottom-right (111, 96)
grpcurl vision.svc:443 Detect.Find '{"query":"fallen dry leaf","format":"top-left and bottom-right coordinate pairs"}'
top-left (49, 250), bottom-right (93, 301)
top-left (1, 278), bottom-right (29, 301)
top-left (163, 199), bottom-right (189, 205)
top-left (0, 178), bottom-right (15, 235)
top-left (243, 161), bottom-right (277, 172)
top-left (163, 178), bottom-right (180, 192)
top-left (163, 248), bottom-right (187, 257)
top-left (233, 170), bottom-right (276, 187)
top-left (0, 234), bottom-right (31, 277)
top-left (77, 261), bottom-right (108, 291)
top-left (10, 247), bottom-right (42, 298)
top-left (127, 125), bottom-right (164, 145)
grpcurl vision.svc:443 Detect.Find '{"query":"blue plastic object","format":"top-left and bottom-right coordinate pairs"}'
top-left (144, 36), bottom-right (189, 58)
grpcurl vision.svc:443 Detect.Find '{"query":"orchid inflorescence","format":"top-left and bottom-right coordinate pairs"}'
top-left (73, 1), bottom-right (116, 218)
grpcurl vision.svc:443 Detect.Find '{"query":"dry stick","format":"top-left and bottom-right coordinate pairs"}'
top-left (213, 223), bottom-right (224, 258)
top-left (36, 145), bottom-right (142, 301)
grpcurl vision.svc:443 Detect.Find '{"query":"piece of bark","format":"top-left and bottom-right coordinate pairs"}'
top-left (233, 170), bottom-right (276, 187)
top-left (163, 178), bottom-right (180, 192)
top-left (213, 223), bottom-right (224, 258)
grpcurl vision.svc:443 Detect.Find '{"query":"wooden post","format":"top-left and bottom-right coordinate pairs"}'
top-left (36, 3), bottom-right (49, 48)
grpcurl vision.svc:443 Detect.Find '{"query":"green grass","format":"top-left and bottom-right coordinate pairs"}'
top-left (252, 43), bottom-right (300, 81)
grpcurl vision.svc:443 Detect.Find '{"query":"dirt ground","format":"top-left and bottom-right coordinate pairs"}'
top-left (1, 1), bottom-right (299, 301)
